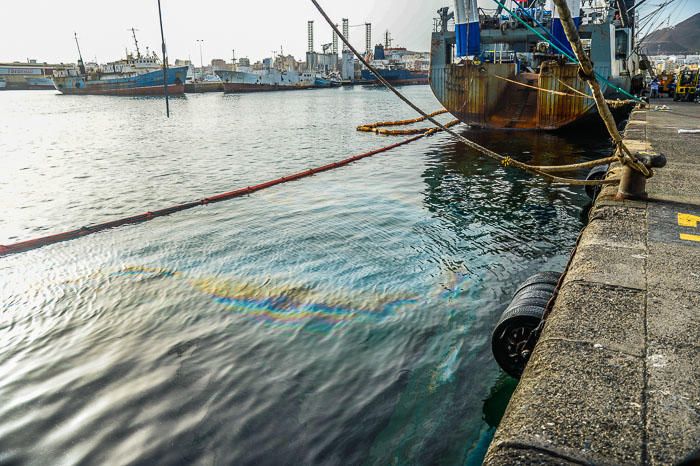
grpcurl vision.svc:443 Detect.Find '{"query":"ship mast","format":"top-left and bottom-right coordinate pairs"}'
top-left (130, 27), bottom-right (142, 59)
top-left (74, 32), bottom-right (86, 74)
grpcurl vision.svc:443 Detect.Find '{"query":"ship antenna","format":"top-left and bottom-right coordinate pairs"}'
top-left (130, 27), bottom-right (142, 59)
top-left (74, 32), bottom-right (86, 75)
top-left (157, 0), bottom-right (170, 118)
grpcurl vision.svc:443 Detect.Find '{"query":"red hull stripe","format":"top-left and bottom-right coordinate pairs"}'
top-left (58, 84), bottom-right (185, 96)
top-left (222, 83), bottom-right (316, 93)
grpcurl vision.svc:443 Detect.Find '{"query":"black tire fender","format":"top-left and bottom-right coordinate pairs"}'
top-left (492, 305), bottom-right (546, 379)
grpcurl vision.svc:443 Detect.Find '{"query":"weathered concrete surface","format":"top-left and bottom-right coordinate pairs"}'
top-left (485, 103), bottom-right (700, 465)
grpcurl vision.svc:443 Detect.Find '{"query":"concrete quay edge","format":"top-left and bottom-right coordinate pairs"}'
top-left (484, 104), bottom-right (700, 466)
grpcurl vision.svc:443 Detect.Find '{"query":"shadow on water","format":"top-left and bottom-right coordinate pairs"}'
top-left (361, 127), bottom-right (615, 465)
top-left (421, 127), bottom-right (613, 264)
top-left (483, 374), bottom-right (519, 430)
top-left (462, 374), bottom-right (520, 466)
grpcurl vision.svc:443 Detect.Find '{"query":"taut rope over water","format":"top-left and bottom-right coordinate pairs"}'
top-left (549, 0), bottom-right (651, 179)
top-left (309, 0), bottom-right (621, 186)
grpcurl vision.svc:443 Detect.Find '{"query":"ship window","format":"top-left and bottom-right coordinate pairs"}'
top-left (615, 30), bottom-right (628, 59)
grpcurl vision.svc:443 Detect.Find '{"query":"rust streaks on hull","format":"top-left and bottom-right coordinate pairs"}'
top-left (431, 61), bottom-right (598, 130)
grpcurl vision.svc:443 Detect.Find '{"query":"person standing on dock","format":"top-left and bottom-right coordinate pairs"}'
top-left (669, 77), bottom-right (676, 99)
top-left (650, 78), bottom-right (660, 99)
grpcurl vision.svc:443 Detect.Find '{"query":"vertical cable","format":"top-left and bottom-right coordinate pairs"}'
top-left (157, 0), bottom-right (170, 118)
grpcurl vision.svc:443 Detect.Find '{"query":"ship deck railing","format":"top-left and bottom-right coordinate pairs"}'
top-left (483, 50), bottom-right (517, 64)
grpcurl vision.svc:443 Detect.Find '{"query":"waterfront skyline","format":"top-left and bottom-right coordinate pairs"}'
top-left (2, 0), bottom-right (699, 65)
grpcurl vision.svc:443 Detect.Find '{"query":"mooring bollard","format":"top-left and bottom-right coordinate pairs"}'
top-left (616, 154), bottom-right (667, 200)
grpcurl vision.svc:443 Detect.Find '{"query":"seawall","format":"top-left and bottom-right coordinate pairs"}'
top-left (485, 103), bottom-right (700, 465)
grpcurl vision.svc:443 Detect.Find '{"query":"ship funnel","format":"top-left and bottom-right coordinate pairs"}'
top-left (453, 0), bottom-right (467, 57)
top-left (550, 0), bottom-right (581, 57)
top-left (465, 0), bottom-right (480, 56)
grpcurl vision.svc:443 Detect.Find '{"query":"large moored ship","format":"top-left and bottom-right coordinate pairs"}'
top-left (430, 0), bottom-right (643, 130)
top-left (52, 31), bottom-right (186, 96)
top-left (53, 54), bottom-right (186, 96)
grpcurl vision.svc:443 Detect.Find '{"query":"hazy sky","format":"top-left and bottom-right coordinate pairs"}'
top-left (2, 0), bottom-right (699, 65)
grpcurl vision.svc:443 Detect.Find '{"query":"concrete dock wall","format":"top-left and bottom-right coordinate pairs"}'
top-left (485, 104), bottom-right (700, 465)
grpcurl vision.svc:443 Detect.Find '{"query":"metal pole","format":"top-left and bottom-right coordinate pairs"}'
top-left (74, 32), bottom-right (86, 74)
top-left (196, 40), bottom-right (204, 77)
top-left (157, 0), bottom-right (170, 118)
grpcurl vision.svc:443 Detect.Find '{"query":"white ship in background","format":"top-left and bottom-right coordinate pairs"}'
top-left (215, 57), bottom-right (317, 93)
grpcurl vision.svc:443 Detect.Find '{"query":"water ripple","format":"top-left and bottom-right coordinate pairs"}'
top-left (0, 87), bottom-right (613, 465)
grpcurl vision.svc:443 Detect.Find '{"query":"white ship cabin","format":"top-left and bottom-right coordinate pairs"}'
top-left (124, 51), bottom-right (162, 70)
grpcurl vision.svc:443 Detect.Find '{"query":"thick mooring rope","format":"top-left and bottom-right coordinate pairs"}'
top-left (550, 0), bottom-right (651, 178)
top-left (310, 0), bottom-right (619, 186)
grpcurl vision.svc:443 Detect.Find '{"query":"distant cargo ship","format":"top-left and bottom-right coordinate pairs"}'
top-left (314, 74), bottom-right (342, 88)
top-left (360, 44), bottom-right (429, 85)
top-left (360, 68), bottom-right (429, 85)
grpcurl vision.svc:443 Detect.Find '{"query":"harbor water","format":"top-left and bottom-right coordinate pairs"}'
top-left (0, 87), bottom-right (611, 465)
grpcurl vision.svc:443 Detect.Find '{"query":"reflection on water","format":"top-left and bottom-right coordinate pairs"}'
top-left (0, 88), bottom-right (612, 465)
top-left (113, 266), bottom-right (420, 332)
top-left (483, 374), bottom-right (519, 429)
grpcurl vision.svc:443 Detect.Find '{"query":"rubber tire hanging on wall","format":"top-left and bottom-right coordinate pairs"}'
top-left (585, 164), bottom-right (610, 201)
top-left (491, 272), bottom-right (561, 379)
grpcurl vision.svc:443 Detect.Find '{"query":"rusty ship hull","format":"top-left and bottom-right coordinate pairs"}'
top-left (430, 0), bottom-right (641, 131)
top-left (52, 66), bottom-right (187, 96)
top-left (430, 60), bottom-right (631, 130)
top-left (221, 82), bottom-right (316, 93)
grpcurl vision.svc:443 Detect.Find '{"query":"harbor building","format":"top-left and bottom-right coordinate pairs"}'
top-left (0, 60), bottom-right (73, 90)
